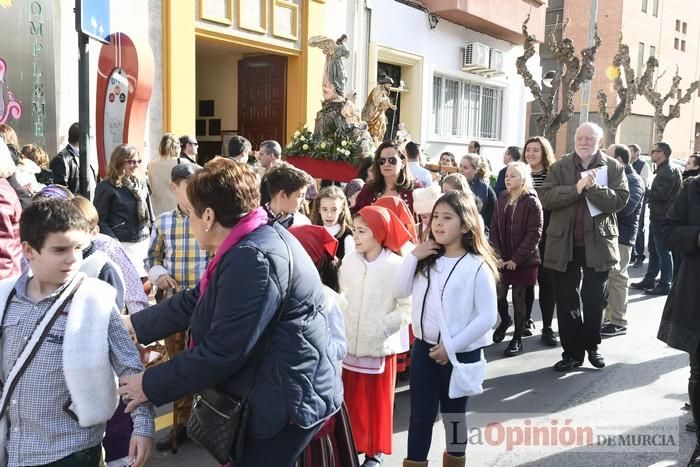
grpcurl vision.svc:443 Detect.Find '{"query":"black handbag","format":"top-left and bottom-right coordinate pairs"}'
top-left (187, 227), bottom-right (293, 465)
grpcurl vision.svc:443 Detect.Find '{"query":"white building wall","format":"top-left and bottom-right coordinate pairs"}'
top-left (366, 0), bottom-right (531, 170)
top-left (53, 0), bottom-right (163, 169)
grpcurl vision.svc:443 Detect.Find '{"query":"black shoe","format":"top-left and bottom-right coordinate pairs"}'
top-left (600, 323), bottom-right (627, 337)
top-left (630, 279), bottom-right (655, 290)
top-left (553, 357), bottom-right (583, 372)
top-left (541, 327), bottom-right (559, 346)
top-left (522, 319), bottom-right (535, 337)
top-left (644, 285), bottom-right (670, 296)
top-left (684, 402), bottom-right (692, 411)
top-left (587, 351), bottom-right (606, 368)
top-left (688, 420), bottom-right (698, 432)
top-left (492, 318), bottom-right (513, 344)
top-left (630, 257), bottom-right (645, 268)
top-left (504, 339), bottom-right (523, 357)
top-left (156, 425), bottom-right (188, 451)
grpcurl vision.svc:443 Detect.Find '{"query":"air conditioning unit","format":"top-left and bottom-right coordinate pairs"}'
top-left (462, 42), bottom-right (490, 71)
top-left (489, 48), bottom-right (504, 72)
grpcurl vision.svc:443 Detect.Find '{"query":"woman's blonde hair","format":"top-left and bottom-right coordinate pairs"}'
top-left (461, 153), bottom-right (490, 181)
top-left (107, 144), bottom-right (140, 186)
top-left (21, 144), bottom-right (49, 169)
top-left (159, 133), bottom-right (180, 159)
top-left (506, 161), bottom-right (533, 194)
top-left (0, 124), bottom-right (19, 148)
top-left (418, 190), bottom-right (500, 282)
top-left (441, 173), bottom-right (469, 192)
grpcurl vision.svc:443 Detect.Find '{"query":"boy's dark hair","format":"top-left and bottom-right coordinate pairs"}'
top-left (20, 199), bottom-right (91, 251)
top-left (265, 163), bottom-right (312, 198)
top-left (609, 144), bottom-right (631, 165)
top-left (506, 146), bottom-right (521, 162)
top-left (227, 135), bottom-right (251, 158)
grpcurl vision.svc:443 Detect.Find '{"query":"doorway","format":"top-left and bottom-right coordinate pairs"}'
top-left (238, 55), bottom-right (287, 148)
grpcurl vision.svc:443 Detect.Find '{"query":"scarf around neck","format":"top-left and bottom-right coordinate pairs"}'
top-left (197, 207), bottom-right (269, 303)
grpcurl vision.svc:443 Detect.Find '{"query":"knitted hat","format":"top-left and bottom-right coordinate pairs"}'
top-left (412, 184), bottom-right (442, 215)
top-left (288, 225), bottom-right (338, 266)
top-left (357, 205), bottom-right (411, 253)
top-left (373, 195), bottom-right (417, 243)
top-left (343, 178), bottom-right (365, 199)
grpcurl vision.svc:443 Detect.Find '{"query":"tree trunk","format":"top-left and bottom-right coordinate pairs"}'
top-left (604, 126), bottom-right (617, 147)
top-left (654, 121), bottom-right (666, 142)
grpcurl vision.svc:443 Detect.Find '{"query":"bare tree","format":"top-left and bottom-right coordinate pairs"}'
top-left (637, 57), bottom-right (700, 141)
top-left (596, 36), bottom-right (638, 145)
top-left (516, 15), bottom-right (601, 143)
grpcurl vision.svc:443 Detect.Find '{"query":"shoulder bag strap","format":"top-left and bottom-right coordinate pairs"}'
top-left (0, 277), bottom-right (84, 417)
top-left (239, 224), bottom-right (294, 404)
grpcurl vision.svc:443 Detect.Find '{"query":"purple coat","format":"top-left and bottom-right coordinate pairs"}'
top-left (489, 191), bottom-right (543, 267)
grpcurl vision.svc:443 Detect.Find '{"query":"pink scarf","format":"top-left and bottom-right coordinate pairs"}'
top-left (197, 207), bottom-right (269, 303)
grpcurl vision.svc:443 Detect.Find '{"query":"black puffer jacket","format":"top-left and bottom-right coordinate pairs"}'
top-left (132, 222), bottom-right (343, 439)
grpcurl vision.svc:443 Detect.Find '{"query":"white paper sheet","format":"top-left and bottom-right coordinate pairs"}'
top-left (582, 166), bottom-right (608, 217)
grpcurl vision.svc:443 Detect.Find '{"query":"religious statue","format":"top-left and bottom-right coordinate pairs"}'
top-left (395, 123), bottom-right (411, 146)
top-left (341, 91), bottom-right (363, 126)
top-left (361, 77), bottom-right (397, 145)
top-left (309, 34), bottom-right (349, 103)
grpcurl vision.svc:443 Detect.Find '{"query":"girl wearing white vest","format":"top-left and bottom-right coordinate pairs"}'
top-left (339, 205), bottom-right (412, 467)
top-left (392, 191), bottom-right (498, 467)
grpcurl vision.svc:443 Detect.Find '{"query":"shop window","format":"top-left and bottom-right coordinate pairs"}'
top-left (432, 75), bottom-right (503, 140)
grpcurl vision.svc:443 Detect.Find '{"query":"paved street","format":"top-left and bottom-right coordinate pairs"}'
top-left (147, 265), bottom-right (694, 467)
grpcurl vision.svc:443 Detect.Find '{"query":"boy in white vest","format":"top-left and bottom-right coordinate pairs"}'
top-left (0, 199), bottom-right (154, 467)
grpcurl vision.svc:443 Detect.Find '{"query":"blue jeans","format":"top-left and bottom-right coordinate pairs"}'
top-left (407, 339), bottom-right (479, 461)
top-left (644, 220), bottom-right (673, 288)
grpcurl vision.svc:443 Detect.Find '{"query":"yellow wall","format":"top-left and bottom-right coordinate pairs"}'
top-left (195, 53), bottom-right (241, 140)
top-left (163, 0), bottom-right (326, 145)
top-left (162, 0), bottom-right (196, 135)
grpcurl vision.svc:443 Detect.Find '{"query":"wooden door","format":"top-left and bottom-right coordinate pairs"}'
top-left (238, 55), bottom-right (287, 148)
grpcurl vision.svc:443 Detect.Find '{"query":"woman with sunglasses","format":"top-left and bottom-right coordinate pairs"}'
top-left (94, 144), bottom-right (154, 278)
top-left (352, 141), bottom-right (416, 214)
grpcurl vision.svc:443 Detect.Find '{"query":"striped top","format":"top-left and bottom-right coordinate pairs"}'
top-left (531, 169), bottom-right (548, 190)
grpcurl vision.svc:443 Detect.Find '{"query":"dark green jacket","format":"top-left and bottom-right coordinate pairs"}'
top-left (539, 151), bottom-right (629, 272)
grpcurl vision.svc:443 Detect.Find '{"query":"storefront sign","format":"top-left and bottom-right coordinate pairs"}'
top-left (0, 0), bottom-right (57, 151)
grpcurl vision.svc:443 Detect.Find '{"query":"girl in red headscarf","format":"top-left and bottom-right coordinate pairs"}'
top-left (339, 205), bottom-right (412, 467)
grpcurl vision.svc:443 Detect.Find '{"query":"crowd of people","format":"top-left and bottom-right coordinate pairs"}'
top-left (1, 118), bottom-right (700, 467)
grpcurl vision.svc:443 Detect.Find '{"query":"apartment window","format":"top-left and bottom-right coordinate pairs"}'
top-left (652, 0), bottom-right (659, 16)
top-left (642, 0), bottom-right (648, 13)
top-left (682, 40), bottom-right (687, 52)
top-left (683, 22), bottom-right (688, 34)
top-left (649, 45), bottom-right (656, 60)
top-left (638, 42), bottom-right (646, 75)
top-left (676, 20), bottom-right (681, 31)
top-left (674, 38), bottom-right (679, 49)
top-left (432, 75), bottom-right (503, 140)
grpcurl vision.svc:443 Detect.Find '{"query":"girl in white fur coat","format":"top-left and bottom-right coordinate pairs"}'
top-left (339, 205), bottom-right (412, 467)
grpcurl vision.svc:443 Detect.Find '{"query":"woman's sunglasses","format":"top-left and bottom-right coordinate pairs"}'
top-left (378, 157), bottom-right (398, 166)
top-left (126, 159), bottom-right (142, 165)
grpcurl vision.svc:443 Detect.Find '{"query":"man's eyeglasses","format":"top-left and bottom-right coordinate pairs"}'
top-left (126, 159), bottom-right (142, 165)
top-left (189, 141), bottom-right (199, 146)
top-left (378, 157), bottom-right (398, 166)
